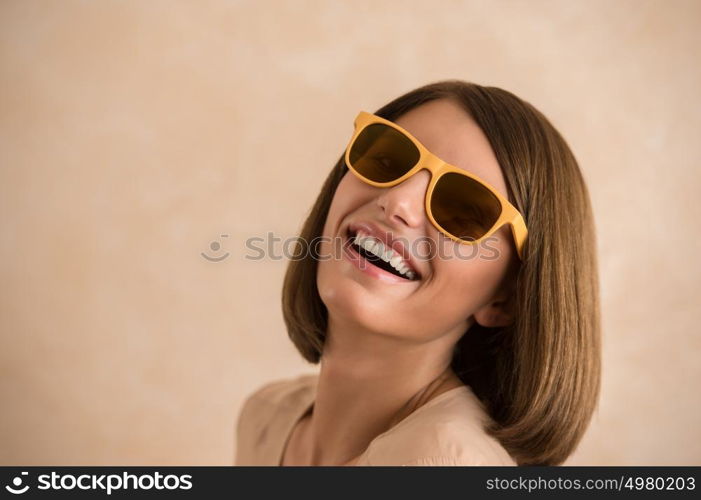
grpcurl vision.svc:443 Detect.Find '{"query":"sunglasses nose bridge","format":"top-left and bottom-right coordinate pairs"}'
top-left (415, 152), bottom-right (445, 178)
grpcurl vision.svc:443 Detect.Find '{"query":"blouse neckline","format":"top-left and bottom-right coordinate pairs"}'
top-left (276, 377), bottom-right (471, 466)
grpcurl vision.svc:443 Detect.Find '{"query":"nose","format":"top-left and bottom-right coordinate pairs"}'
top-left (376, 169), bottom-right (431, 228)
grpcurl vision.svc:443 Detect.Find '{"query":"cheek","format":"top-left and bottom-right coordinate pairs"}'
top-left (316, 174), bottom-right (388, 317)
top-left (432, 257), bottom-right (498, 307)
top-left (320, 173), bottom-right (366, 236)
top-left (429, 230), bottom-right (513, 309)
top-left (318, 174), bottom-right (362, 263)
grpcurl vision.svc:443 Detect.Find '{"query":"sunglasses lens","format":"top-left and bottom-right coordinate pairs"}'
top-left (348, 123), bottom-right (420, 183)
top-left (431, 172), bottom-right (502, 241)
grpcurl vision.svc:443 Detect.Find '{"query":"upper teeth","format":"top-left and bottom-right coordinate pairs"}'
top-left (352, 230), bottom-right (417, 280)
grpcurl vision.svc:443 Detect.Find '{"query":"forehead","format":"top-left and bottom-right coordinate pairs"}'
top-left (392, 99), bottom-right (509, 198)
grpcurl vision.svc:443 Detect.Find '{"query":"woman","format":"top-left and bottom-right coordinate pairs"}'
top-left (235, 79), bottom-right (600, 466)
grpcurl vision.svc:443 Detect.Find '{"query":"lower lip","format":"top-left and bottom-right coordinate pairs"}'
top-left (342, 237), bottom-right (416, 284)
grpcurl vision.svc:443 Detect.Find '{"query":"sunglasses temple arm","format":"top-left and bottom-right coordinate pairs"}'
top-left (508, 212), bottom-right (528, 261)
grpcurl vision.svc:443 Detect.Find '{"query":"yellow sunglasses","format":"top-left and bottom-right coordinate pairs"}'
top-left (343, 111), bottom-right (528, 260)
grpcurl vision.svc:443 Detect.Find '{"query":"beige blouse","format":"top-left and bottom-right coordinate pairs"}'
top-left (235, 373), bottom-right (517, 466)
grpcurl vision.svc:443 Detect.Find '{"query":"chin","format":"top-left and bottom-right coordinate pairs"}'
top-left (319, 282), bottom-right (395, 331)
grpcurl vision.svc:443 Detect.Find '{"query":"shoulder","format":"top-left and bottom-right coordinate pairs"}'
top-left (234, 373), bottom-right (317, 465)
top-left (359, 385), bottom-right (517, 466)
top-left (240, 373), bottom-right (317, 411)
top-left (236, 372), bottom-right (317, 431)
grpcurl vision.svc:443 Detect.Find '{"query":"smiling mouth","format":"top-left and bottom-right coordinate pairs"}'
top-left (345, 228), bottom-right (420, 281)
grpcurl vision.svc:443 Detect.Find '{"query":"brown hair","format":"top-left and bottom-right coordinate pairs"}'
top-left (281, 79), bottom-right (601, 465)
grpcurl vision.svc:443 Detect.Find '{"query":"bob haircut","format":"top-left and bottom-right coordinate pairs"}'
top-left (281, 79), bottom-right (600, 466)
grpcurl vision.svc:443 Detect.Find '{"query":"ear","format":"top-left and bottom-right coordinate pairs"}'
top-left (473, 297), bottom-right (514, 328)
top-left (472, 280), bottom-right (516, 328)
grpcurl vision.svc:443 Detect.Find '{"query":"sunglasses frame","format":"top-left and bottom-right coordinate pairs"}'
top-left (343, 111), bottom-right (528, 260)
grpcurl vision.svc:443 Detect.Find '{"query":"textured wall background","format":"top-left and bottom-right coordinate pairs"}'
top-left (1, 0), bottom-right (699, 465)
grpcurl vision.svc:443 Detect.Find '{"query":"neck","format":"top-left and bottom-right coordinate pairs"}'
top-left (305, 314), bottom-right (468, 465)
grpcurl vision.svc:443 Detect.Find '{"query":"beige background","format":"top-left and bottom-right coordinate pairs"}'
top-left (1, 0), bottom-right (699, 465)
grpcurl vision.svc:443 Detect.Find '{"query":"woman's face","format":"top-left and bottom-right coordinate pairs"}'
top-left (316, 98), bottom-right (518, 343)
